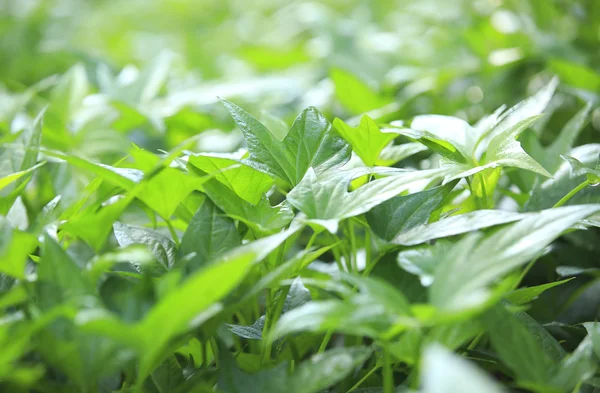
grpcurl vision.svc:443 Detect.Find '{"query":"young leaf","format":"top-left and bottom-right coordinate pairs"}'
top-left (287, 166), bottom-right (450, 232)
top-left (562, 154), bottom-right (600, 185)
top-left (407, 115), bottom-right (475, 162)
top-left (527, 144), bottom-right (600, 210)
top-left (221, 99), bottom-right (351, 187)
top-left (187, 153), bottom-right (274, 205)
top-left (197, 176), bottom-right (293, 235)
top-left (504, 279), bottom-right (574, 305)
top-left (445, 115), bottom-right (552, 181)
top-left (333, 115), bottom-right (398, 166)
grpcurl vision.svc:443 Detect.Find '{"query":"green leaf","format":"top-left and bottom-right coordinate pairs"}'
top-left (562, 154), bottom-right (600, 185)
top-left (504, 278), bottom-right (574, 305)
top-left (221, 99), bottom-right (351, 187)
top-left (549, 59), bottom-right (600, 91)
top-left (482, 303), bottom-right (565, 391)
top-left (0, 161), bottom-right (46, 193)
top-left (0, 217), bottom-right (37, 278)
top-left (445, 115), bottom-right (551, 181)
top-left (367, 183), bottom-right (456, 241)
top-left (272, 274), bottom-right (413, 340)
top-left (136, 167), bottom-right (206, 218)
top-left (527, 144), bottom-right (600, 210)
top-left (151, 356), bottom-right (186, 393)
top-left (187, 153), bottom-right (274, 205)
top-left (179, 198), bottom-right (241, 272)
top-left (422, 344), bottom-right (506, 393)
top-left (397, 241), bottom-right (453, 286)
top-left (61, 196), bottom-right (132, 252)
top-left (45, 64), bottom-right (89, 131)
top-left (549, 334), bottom-right (597, 393)
top-left (36, 234), bottom-right (92, 309)
top-left (393, 210), bottom-right (526, 246)
top-left (330, 68), bottom-right (390, 114)
top-left (218, 345), bottom-right (372, 393)
top-left (0, 110), bottom-right (44, 213)
top-left (136, 250), bottom-right (254, 380)
top-left (377, 142), bottom-right (428, 166)
top-left (430, 205), bottom-right (600, 311)
top-left (136, 225), bottom-right (301, 379)
top-left (113, 222), bottom-right (176, 274)
top-left (196, 175), bottom-right (294, 235)
top-left (407, 115), bottom-right (475, 163)
top-left (481, 77), bottom-right (558, 144)
top-left (543, 102), bottom-right (593, 173)
top-left (287, 166), bottom-right (450, 233)
top-left (333, 115), bottom-right (398, 166)
top-left (286, 346), bottom-right (373, 393)
top-left (583, 322), bottom-right (600, 359)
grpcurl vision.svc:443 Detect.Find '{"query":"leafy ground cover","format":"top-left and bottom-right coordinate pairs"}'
top-left (1, 1), bottom-right (600, 393)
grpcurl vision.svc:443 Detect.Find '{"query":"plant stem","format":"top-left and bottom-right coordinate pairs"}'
top-left (553, 180), bottom-right (589, 208)
top-left (466, 177), bottom-right (482, 210)
top-left (165, 218), bottom-right (180, 246)
top-left (305, 230), bottom-right (318, 250)
top-left (261, 284), bottom-right (290, 364)
top-left (318, 330), bottom-right (334, 353)
top-left (346, 365), bottom-right (380, 392)
top-left (383, 347), bottom-right (394, 393)
top-left (478, 173), bottom-right (489, 209)
top-left (348, 220), bottom-right (358, 272)
top-left (365, 227), bottom-right (372, 270)
top-left (209, 338), bottom-right (219, 367)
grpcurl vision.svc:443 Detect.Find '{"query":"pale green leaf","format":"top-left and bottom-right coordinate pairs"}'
top-left (430, 205), bottom-right (600, 311)
top-left (393, 210), bottom-right (526, 246)
top-left (188, 153), bottom-right (274, 205)
top-left (333, 115), bottom-right (398, 166)
top-left (287, 166), bottom-right (450, 230)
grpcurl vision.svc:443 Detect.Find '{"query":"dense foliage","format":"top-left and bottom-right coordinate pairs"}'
top-left (1, 1), bottom-right (600, 392)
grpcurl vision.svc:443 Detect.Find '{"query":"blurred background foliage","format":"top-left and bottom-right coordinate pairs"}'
top-left (1, 0), bottom-right (599, 162)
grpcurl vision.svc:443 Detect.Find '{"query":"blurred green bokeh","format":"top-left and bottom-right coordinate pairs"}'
top-left (1, 0), bottom-right (599, 156)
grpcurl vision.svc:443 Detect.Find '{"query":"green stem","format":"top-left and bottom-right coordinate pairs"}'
top-left (466, 177), bottom-right (482, 210)
top-left (201, 339), bottom-right (208, 367)
top-left (383, 347), bottom-right (394, 393)
top-left (365, 228), bottom-right (372, 270)
top-left (347, 220), bottom-right (358, 272)
top-left (209, 338), bottom-right (219, 368)
top-left (553, 180), bottom-right (589, 208)
top-left (261, 278), bottom-right (291, 363)
top-left (478, 173), bottom-right (489, 209)
top-left (305, 230), bottom-right (318, 251)
top-left (318, 331), bottom-right (334, 353)
top-left (346, 365), bottom-right (380, 392)
top-left (165, 218), bottom-right (180, 246)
